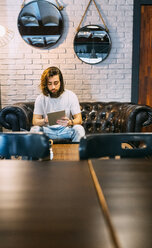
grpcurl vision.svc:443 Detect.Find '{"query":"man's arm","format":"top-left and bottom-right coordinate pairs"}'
top-left (32, 114), bottom-right (48, 126)
top-left (69, 113), bottom-right (82, 126)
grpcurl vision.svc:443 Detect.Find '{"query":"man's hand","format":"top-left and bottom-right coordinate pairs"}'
top-left (56, 116), bottom-right (70, 127)
top-left (44, 116), bottom-right (49, 125)
top-left (33, 114), bottom-right (49, 126)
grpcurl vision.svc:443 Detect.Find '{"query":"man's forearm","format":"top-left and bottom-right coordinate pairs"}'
top-left (33, 118), bottom-right (46, 126)
top-left (68, 117), bottom-right (82, 126)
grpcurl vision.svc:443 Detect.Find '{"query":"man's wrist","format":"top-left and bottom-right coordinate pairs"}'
top-left (71, 119), bottom-right (74, 126)
top-left (43, 119), bottom-right (47, 125)
top-left (68, 119), bottom-right (74, 126)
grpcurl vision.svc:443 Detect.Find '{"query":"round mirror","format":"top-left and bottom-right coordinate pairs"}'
top-left (74, 25), bottom-right (111, 64)
top-left (17, 0), bottom-right (64, 49)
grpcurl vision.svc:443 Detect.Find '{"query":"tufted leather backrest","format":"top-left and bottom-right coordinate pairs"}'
top-left (80, 102), bottom-right (152, 134)
top-left (1, 101), bottom-right (152, 134)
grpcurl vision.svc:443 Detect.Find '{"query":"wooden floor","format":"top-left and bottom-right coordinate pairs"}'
top-left (52, 144), bottom-right (79, 161)
top-left (51, 143), bottom-right (134, 161)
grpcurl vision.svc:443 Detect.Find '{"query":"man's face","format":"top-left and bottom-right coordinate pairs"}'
top-left (47, 75), bottom-right (61, 98)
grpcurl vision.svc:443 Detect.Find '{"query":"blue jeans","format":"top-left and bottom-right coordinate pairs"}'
top-left (30, 125), bottom-right (85, 142)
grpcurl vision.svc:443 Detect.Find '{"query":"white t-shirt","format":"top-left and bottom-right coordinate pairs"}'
top-left (34, 89), bottom-right (81, 119)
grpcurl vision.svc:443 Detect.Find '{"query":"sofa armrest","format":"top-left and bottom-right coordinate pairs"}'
top-left (0, 102), bottom-right (34, 131)
top-left (128, 105), bottom-right (152, 132)
top-left (0, 102), bottom-right (73, 143)
top-left (112, 103), bottom-right (152, 132)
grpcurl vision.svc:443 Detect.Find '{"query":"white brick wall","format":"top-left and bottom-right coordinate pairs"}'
top-left (0, 0), bottom-right (133, 107)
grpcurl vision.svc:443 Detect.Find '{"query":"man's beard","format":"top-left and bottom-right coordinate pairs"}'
top-left (48, 89), bottom-right (62, 98)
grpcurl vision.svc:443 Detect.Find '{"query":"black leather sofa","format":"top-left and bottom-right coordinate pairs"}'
top-left (0, 101), bottom-right (152, 142)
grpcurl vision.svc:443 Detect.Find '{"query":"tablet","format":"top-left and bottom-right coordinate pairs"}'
top-left (47, 110), bottom-right (65, 126)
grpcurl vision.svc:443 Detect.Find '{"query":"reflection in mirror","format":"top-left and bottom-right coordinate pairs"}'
top-left (74, 25), bottom-right (111, 64)
top-left (17, 0), bottom-right (64, 49)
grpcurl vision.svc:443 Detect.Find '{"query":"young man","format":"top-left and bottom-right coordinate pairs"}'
top-left (30, 66), bottom-right (85, 142)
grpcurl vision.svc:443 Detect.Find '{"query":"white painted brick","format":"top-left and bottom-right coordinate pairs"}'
top-left (0, 70), bottom-right (16, 75)
top-left (8, 95), bottom-right (26, 100)
top-left (16, 89), bottom-right (34, 95)
top-left (17, 80), bottom-right (33, 85)
top-left (84, 80), bottom-right (100, 85)
top-left (73, 90), bottom-right (83, 95)
top-left (65, 85), bottom-right (75, 91)
top-left (25, 54), bottom-right (41, 59)
top-left (41, 53), bottom-right (58, 59)
top-left (53, 48), bottom-right (66, 54)
top-left (125, 64), bottom-right (132, 69)
top-left (91, 74), bottom-right (108, 79)
top-left (109, 64), bottom-right (124, 69)
top-left (104, 59), bottom-right (117, 64)
top-left (125, 21), bottom-right (133, 28)
top-left (75, 84), bottom-right (87, 90)
top-left (65, 48), bottom-right (75, 54)
top-left (0, 59), bottom-right (16, 65)
top-left (79, 94), bottom-right (91, 100)
top-left (0, 53), bottom-right (24, 59)
top-left (64, 75), bottom-right (75, 80)
top-left (0, 0), bottom-right (133, 106)
top-left (50, 59), bottom-right (66, 64)
top-left (118, 5), bottom-right (133, 11)
top-left (67, 5), bottom-right (82, 11)
top-left (83, 69), bottom-right (99, 74)
top-left (108, 73), bottom-right (124, 79)
top-left (117, 58), bottom-right (132, 64)
top-left (25, 65), bottom-right (42, 69)
top-left (111, 42), bottom-right (125, 48)
top-left (75, 74), bottom-right (91, 80)
top-left (17, 70), bottom-right (33, 75)
top-left (32, 59), bottom-right (49, 64)
top-left (26, 95), bottom-right (37, 101)
top-left (0, 65), bottom-right (24, 70)
top-left (25, 75), bottom-right (40, 80)
top-left (15, 59), bottom-right (32, 64)
top-left (126, 0), bottom-right (133, 4)
top-left (109, 0), bottom-right (126, 4)
top-left (117, 16), bottom-right (133, 22)
top-left (60, 64), bottom-right (76, 70)
top-left (32, 70), bottom-right (43, 75)
top-left (124, 74), bottom-right (132, 79)
top-left (7, 75), bottom-right (25, 80)
top-left (124, 84), bottom-right (131, 89)
top-left (65, 59), bottom-right (77, 64)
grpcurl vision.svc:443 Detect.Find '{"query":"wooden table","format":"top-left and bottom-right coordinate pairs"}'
top-left (0, 160), bottom-right (112, 248)
top-left (91, 158), bottom-right (152, 248)
top-left (1, 159), bottom-right (152, 248)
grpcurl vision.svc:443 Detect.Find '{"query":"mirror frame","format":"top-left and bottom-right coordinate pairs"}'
top-left (17, 0), bottom-right (64, 49)
top-left (73, 25), bottom-right (112, 65)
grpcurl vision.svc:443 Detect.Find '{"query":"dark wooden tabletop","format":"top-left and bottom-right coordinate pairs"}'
top-left (0, 160), bottom-right (113, 248)
top-left (91, 158), bottom-right (152, 248)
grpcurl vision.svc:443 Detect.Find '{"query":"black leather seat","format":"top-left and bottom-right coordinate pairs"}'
top-left (0, 132), bottom-right (50, 160)
top-left (79, 133), bottom-right (152, 159)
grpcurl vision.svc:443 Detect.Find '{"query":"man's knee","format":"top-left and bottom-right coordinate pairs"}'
top-left (73, 125), bottom-right (85, 135)
top-left (72, 125), bottom-right (85, 142)
top-left (30, 126), bottom-right (42, 132)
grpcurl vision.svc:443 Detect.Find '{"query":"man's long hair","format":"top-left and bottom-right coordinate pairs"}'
top-left (40, 67), bottom-right (64, 97)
